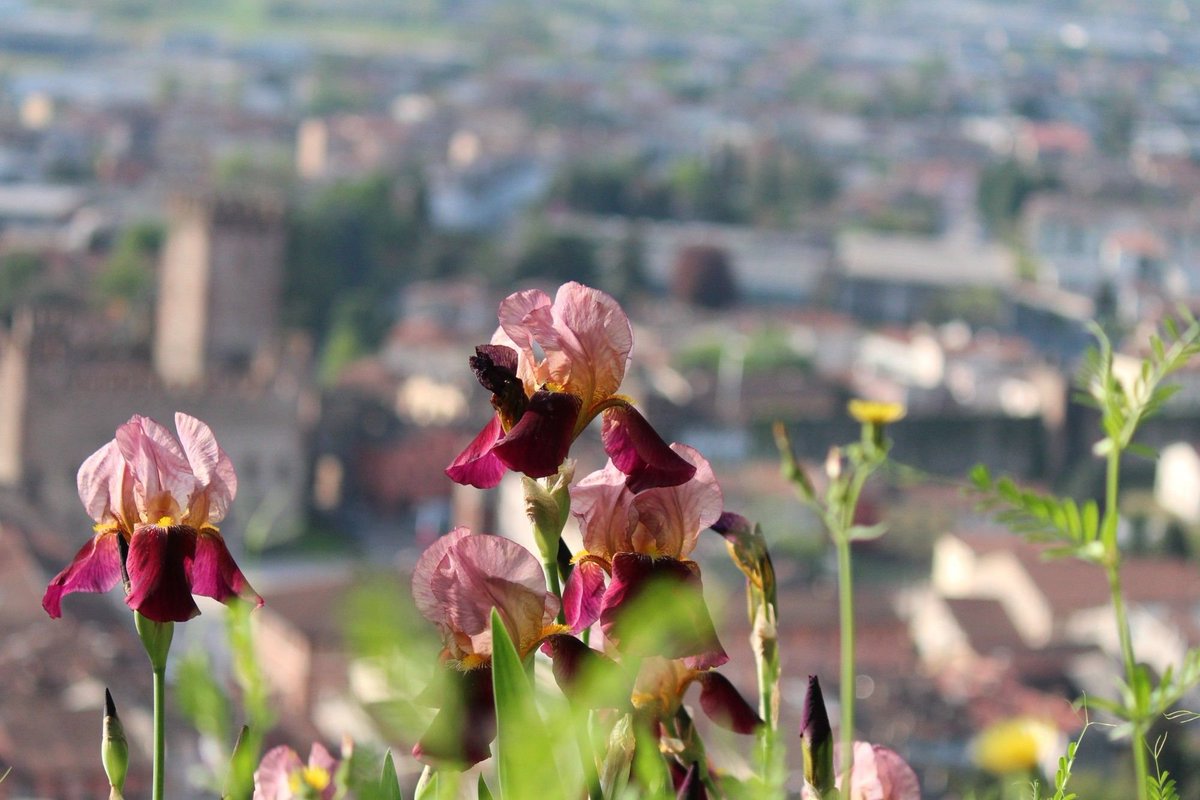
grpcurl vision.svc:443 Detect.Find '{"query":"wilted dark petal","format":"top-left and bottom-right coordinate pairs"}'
top-left (189, 530), bottom-right (263, 608)
top-left (412, 667), bottom-right (496, 769)
top-left (469, 344), bottom-right (520, 393)
top-left (600, 553), bottom-right (727, 668)
top-left (42, 530), bottom-right (123, 618)
top-left (673, 762), bottom-right (708, 800)
top-left (697, 672), bottom-right (762, 734)
top-left (125, 525), bottom-right (200, 623)
top-left (492, 390), bottom-right (581, 479)
top-left (710, 511), bottom-right (752, 539)
top-left (446, 416), bottom-right (507, 488)
top-left (601, 405), bottom-right (695, 492)
top-left (562, 558), bottom-right (606, 633)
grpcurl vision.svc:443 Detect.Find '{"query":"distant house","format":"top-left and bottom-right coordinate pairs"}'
top-left (833, 230), bottom-right (1016, 323)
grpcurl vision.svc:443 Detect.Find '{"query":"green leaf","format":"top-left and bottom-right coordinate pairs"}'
top-left (847, 523), bottom-right (888, 541)
top-left (491, 609), bottom-right (564, 800)
top-left (379, 750), bottom-right (403, 800)
top-left (477, 775), bottom-right (494, 800)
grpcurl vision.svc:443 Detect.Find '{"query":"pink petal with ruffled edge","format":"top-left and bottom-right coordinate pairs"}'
top-left (115, 415), bottom-right (196, 523)
top-left (306, 743), bottom-right (339, 800)
top-left (491, 390), bottom-right (581, 479)
top-left (629, 444), bottom-right (723, 560)
top-left (697, 672), bottom-right (762, 734)
top-left (850, 742), bottom-right (920, 800)
top-left (125, 525), bottom-right (200, 623)
top-left (175, 412), bottom-right (237, 525)
top-left (570, 460), bottom-right (634, 559)
top-left (546, 282), bottom-right (633, 406)
top-left (252, 745), bottom-right (304, 800)
top-left (412, 527), bottom-right (473, 628)
top-left (189, 530), bottom-right (262, 608)
top-left (445, 416), bottom-right (507, 488)
top-left (562, 559), bottom-right (607, 632)
top-left (601, 405), bottom-right (696, 492)
top-left (432, 533), bottom-right (554, 656)
top-left (42, 530), bottom-right (123, 618)
top-left (76, 440), bottom-right (135, 528)
top-left (496, 287), bottom-right (553, 394)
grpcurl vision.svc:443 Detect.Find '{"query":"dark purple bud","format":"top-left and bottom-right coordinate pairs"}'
top-left (413, 667), bottom-right (496, 769)
top-left (674, 762), bottom-right (707, 800)
top-left (800, 675), bottom-right (834, 797)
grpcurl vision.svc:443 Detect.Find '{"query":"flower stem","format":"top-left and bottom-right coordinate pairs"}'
top-left (152, 666), bottom-right (166, 800)
top-left (835, 533), bottom-right (855, 786)
top-left (543, 558), bottom-right (564, 624)
top-left (1102, 450), bottom-right (1148, 800)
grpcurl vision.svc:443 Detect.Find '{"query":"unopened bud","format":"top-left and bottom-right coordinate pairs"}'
top-left (102, 689), bottom-right (129, 795)
top-left (800, 675), bottom-right (835, 798)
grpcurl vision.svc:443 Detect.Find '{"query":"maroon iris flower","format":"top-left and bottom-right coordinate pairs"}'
top-left (446, 282), bottom-right (695, 491)
top-left (563, 444), bottom-right (727, 669)
top-left (42, 413), bottom-right (261, 624)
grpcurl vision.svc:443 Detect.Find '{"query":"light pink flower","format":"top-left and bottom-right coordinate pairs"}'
top-left (412, 527), bottom-right (561, 666)
top-left (801, 742), bottom-right (921, 800)
top-left (252, 743), bottom-right (338, 800)
top-left (43, 413), bottom-right (261, 623)
top-left (411, 528), bottom-right (563, 766)
top-left (447, 282), bottom-right (694, 490)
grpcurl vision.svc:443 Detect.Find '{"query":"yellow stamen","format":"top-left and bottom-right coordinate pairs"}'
top-left (156, 516), bottom-right (175, 528)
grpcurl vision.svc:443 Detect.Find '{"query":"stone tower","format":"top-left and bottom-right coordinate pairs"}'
top-left (0, 309), bottom-right (31, 487)
top-left (154, 191), bottom-right (286, 386)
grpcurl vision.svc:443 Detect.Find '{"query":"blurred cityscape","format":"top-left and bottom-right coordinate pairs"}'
top-left (2, 0), bottom-right (1200, 797)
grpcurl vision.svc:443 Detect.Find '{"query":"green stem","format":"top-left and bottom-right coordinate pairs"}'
top-left (1103, 451), bottom-right (1148, 800)
top-left (835, 534), bottom-right (855, 787)
top-left (753, 592), bottom-right (781, 791)
top-left (152, 666), bottom-right (166, 800)
top-left (543, 559), bottom-right (564, 625)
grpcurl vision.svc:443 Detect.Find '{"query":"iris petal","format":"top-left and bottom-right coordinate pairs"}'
top-left (492, 390), bottom-right (581, 479)
top-left (445, 416), bottom-right (507, 488)
top-left (697, 672), bottom-right (762, 734)
top-left (41, 530), bottom-right (123, 618)
top-left (189, 529), bottom-right (262, 608)
top-left (601, 405), bottom-right (696, 492)
top-left (412, 667), bottom-right (496, 768)
top-left (125, 525), bottom-right (200, 623)
top-left (600, 553), bottom-right (727, 668)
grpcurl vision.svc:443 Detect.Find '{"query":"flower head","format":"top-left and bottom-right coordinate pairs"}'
top-left (411, 528), bottom-right (565, 767)
top-left (800, 742), bottom-right (920, 800)
top-left (973, 717), bottom-right (1062, 776)
top-left (447, 282), bottom-right (695, 491)
top-left (563, 445), bottom-right (727, 668)
top-left (847, 399), bottom-right (906, 426)
top-left (42, 413), bottom-right (261, 624)
top-left (253, 743), bottom-right (340, 800)
top-left (412, 527), bottom-right (563, 668)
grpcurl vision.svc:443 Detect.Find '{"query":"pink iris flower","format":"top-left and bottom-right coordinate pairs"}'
top-left (562, 444), bottom-right (727, 669)
top-left (411, 527), bottom-right (565, 766)
top-left (800, 743), bottom-right (921, 800)
top-left (446, 282), bottom-right (695, 491)
top-left (253, 743), bottom-right (339, 800)
top-left (42, 413), bottom-right (262, 624)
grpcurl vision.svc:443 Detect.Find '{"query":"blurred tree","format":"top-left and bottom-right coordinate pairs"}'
top-left (670, 244), bottom-right (739, 309)
top-left (976, 159), bottom-right (1053, 235)
top-left (608, 223), bottom-right (649, 301)
top-left (513, 229), bottom-right (599, 286)
top-left (96, 221), bottom-right (163, 304)
top-left (0, 252), bottom-right (44, 316)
